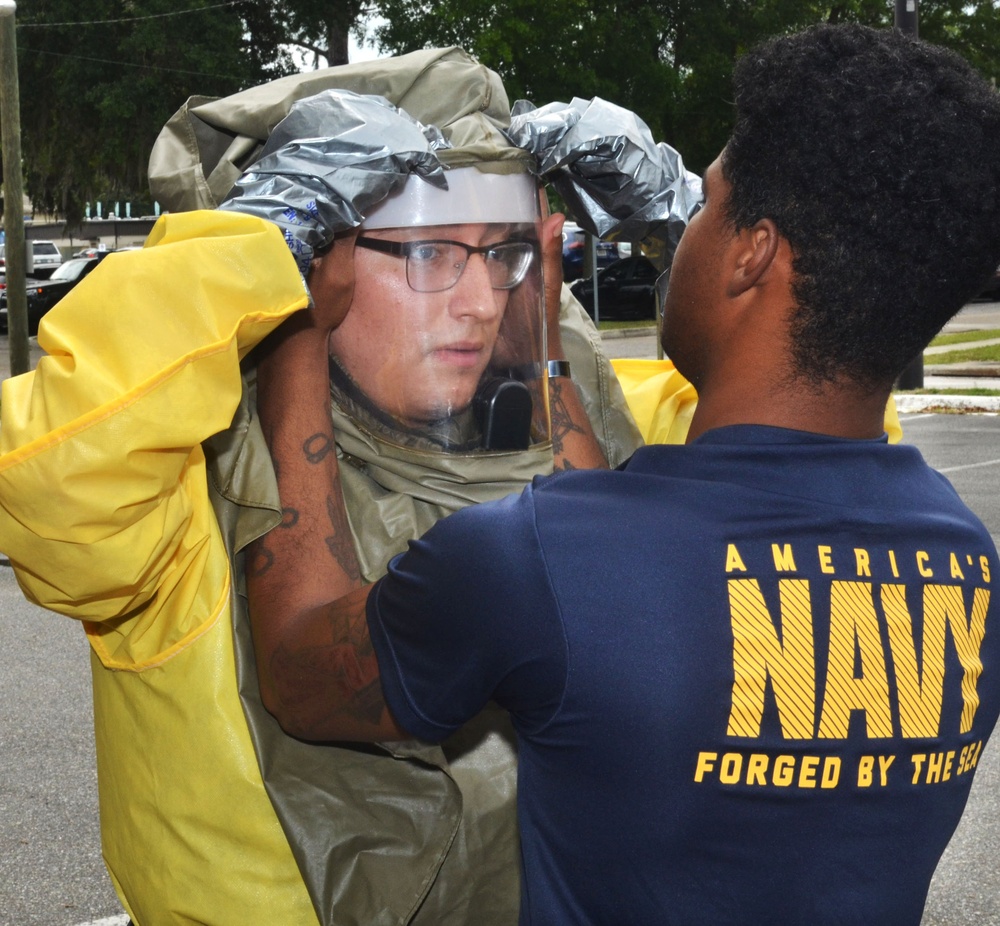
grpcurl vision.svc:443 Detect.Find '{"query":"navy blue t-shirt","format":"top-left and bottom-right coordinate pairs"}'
top-left (367, 425), bottom-right (1000, 925)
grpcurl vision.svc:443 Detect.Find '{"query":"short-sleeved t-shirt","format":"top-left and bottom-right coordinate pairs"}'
top-left (367, 425), bottom-right (1000, 925)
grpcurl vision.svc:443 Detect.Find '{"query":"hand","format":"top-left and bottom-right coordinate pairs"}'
top-left (305, 232), bottom-right (357, 334)
top-left (219, 90), bottom-right (447, 273)
top-left (539, 211), bottom-right (567, 359)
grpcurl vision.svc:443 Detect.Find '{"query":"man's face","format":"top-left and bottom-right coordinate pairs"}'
top-left (327, 223), bottom-right (512, 426)
top-left (661, 155), bottom-right (735, 388)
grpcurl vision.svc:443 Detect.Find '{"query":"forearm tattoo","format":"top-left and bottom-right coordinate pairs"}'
top-left (325, 493), bottom-right (361, 582)
top-left (549, 378), bottom-right (589, 469)
top-left (271, 591), bottom-right (385, 729)
top-left (303, 432), bottom-right (334, 464)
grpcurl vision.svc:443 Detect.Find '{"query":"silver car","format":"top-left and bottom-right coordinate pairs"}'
top-left (0, 240), bottom-right (64, 279)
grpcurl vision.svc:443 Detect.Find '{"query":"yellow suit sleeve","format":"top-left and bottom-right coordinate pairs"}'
top-left (611, 357), bottom-right (904, 445)
top-left (0, 211), bottom-right (309, 668)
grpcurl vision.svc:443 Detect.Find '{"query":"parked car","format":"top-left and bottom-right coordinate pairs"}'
top-left (562, 223), bottom-right (619, 282)
top-left (569, 255), bottom-right (661, 321)
top-left (976, 264), bottom-right (1000, 301)
top-left (0, 252), bottom-right (111, 335)
top-left (0, 240), bottom-right (64, 279)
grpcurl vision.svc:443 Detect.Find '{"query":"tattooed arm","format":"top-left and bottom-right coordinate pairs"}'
top-left (246, 233), bottom-right (408, 742)
top-left (541, 213), bottom-right (609, 472)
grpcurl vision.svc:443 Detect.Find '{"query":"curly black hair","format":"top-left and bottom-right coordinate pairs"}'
top-left (724, 24), bottom-right (1000, 388)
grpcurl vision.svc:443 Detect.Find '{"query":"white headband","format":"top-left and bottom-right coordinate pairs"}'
top-left (362, 167), bottom-right (539, 229)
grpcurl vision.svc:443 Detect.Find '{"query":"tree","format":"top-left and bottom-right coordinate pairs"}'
top-left (372, 0), bottom-right (1000, 174)
top-left (9, 0), bottom-right (295, 224)
top-left (275, 0), bottom-right (375, 67)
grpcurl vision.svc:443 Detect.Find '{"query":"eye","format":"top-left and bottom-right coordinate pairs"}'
top-left (408, 242), bottom-right (450, 264)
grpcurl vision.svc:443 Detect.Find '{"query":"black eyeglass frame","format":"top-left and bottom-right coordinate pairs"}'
top-left (354, 235), bottom-right (536, 293)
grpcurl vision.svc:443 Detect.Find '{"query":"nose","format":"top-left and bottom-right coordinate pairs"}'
top-left (447, 253), bottom-right (502, 320)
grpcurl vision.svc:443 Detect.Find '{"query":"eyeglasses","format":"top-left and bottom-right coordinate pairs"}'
top-left (355, 236), bottom-right (535, 293)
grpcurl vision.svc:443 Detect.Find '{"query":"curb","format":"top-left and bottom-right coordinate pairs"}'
top-left (894, 394), bottom-right (1000, 413)
top-left (599, 326), bottom-right (656, 340)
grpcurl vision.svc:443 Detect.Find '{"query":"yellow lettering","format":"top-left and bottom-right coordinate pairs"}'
top-left (726, 544), bottom-right (747, 573)
top-left (855, 548), bottom-right (871, 577)
top-left (798, 755), bottom-right (819, 788)
top-left (727, 579), bottom-right (816, 738)
top-left (818, 581), bottom-right (893, 738)
top-left (936, 585), bottom-right (989, 733)
top-left (881, 584), bottom-right (946, 738)
top-left (950, 553), bottom-right (965, 581)
top-left (818, 546), bottom-right (835, 574)
top-left (917, 551), bottom-right (933, 578)
top-left (720, 753), bottom-right (742, 784)
top-left (958, 744), bottom-right (970, 773)
top-left (888, 550), bottom-right (900, 578)
top-left (694, 752), bottom-right (717, 782)
top-left (911, 754), bottom-right (926, 784)
top-left (747, 753), bottom-right (768, 785)
top-left (772, 543), bottom-right (798, 572)
top-left (981, 556), bottom-right (991, 584)
top-left (773, 755), bottom-right (795, 786)
top-left (927, 752), bottom-right (945, 783)
top-left (858, 755), bottom-right (874, 787)
top-left (877, 754), bottom-right (895, 786)
top-left (943, 750), bottom-right (955, 781)
top-left (821, 757), bottom-right (841, 788)
top-left (970, 739), bottom-right (983, 769)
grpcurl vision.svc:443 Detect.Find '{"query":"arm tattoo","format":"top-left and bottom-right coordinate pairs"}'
top-left (270, 591), bottom-right (385, 729)
top-left (325, 494), bottom-right (361, 582)
top-left (303, 432), bottom-right (334, 464)
top-left (548, 378), bottom-right (588, 461)
top-left (280, 507), bottom-right (299, 528)
top-left (247, 539), bottom-right (275, 578)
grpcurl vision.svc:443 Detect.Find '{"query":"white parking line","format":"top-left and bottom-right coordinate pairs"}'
top-left (939, 457), bottom-right (1000, 474)
top-left (71, 916), bottom-right (129, 926)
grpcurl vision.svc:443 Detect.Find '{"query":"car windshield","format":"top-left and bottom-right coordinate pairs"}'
top-left (49, 258), bottom-right (93, 281)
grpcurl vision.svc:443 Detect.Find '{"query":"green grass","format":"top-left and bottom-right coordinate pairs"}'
top-left (596, 319), bottom-right (657, 331)
top-left (929, 328), bottom-right (1000, 346)
top-left (925, 344), bottom-right (1000, 365)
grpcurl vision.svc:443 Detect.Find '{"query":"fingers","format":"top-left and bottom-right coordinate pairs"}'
top-left (306, 231), bottom-right (358, 332)
top-left (540, 212), bottom-right (566, 333)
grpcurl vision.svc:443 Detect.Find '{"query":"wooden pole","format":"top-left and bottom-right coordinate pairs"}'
top-left (0, 0), bottom-right (29, 377)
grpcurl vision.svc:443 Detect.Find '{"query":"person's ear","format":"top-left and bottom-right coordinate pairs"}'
top-left (727, 218), bottom-right (783, 298)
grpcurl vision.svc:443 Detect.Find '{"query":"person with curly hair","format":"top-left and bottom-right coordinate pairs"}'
top-left (247, 24), bottom-right (1000, 925)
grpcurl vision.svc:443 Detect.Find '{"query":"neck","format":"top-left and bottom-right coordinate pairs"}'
top-left (686, 372), bottom-right (892, 443)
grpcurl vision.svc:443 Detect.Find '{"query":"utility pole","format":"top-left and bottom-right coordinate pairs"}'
top-left (0, 0), bottom-right (29, 377)
top-left (894, 0), bottom-right (923, 390)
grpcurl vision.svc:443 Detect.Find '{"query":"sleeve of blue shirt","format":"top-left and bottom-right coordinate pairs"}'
top-left (366, 483), bottom-right (568, 743)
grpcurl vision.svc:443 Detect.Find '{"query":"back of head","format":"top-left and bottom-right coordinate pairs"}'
top-left (724, 24), bottom-right (1000, 388)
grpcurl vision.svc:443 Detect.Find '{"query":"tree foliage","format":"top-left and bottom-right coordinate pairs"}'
top-left (9, 0), bottom-right (295, 224)
top-left (374, 0), bottom-right (1000, 173)
top-left (5, 0), bottom-right (998, 222)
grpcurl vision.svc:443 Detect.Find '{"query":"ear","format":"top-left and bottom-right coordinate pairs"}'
top-left (727, 218), bottom-right (783, 298)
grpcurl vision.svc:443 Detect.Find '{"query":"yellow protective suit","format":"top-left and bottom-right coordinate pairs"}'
top-left (0, 212), bottom-right (319, 923)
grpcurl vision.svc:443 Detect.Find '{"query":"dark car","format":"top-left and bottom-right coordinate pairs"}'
top-left (562, 224), bottom-right (619, 282)
top-left (569, 255), bottom-right (661, 321)
top-left (976, 264), bottom-right (1000, 301)
top-left (0, 252), bottom-right (110, 335)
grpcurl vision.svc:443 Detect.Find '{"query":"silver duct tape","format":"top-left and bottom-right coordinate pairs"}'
top-left (219, 90), bottom-right (449, 271)
top-left (507, 97), bottom-right (703, 251)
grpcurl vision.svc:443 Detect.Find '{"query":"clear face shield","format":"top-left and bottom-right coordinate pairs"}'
top-left (327, 168), bottom-right (549, 454)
